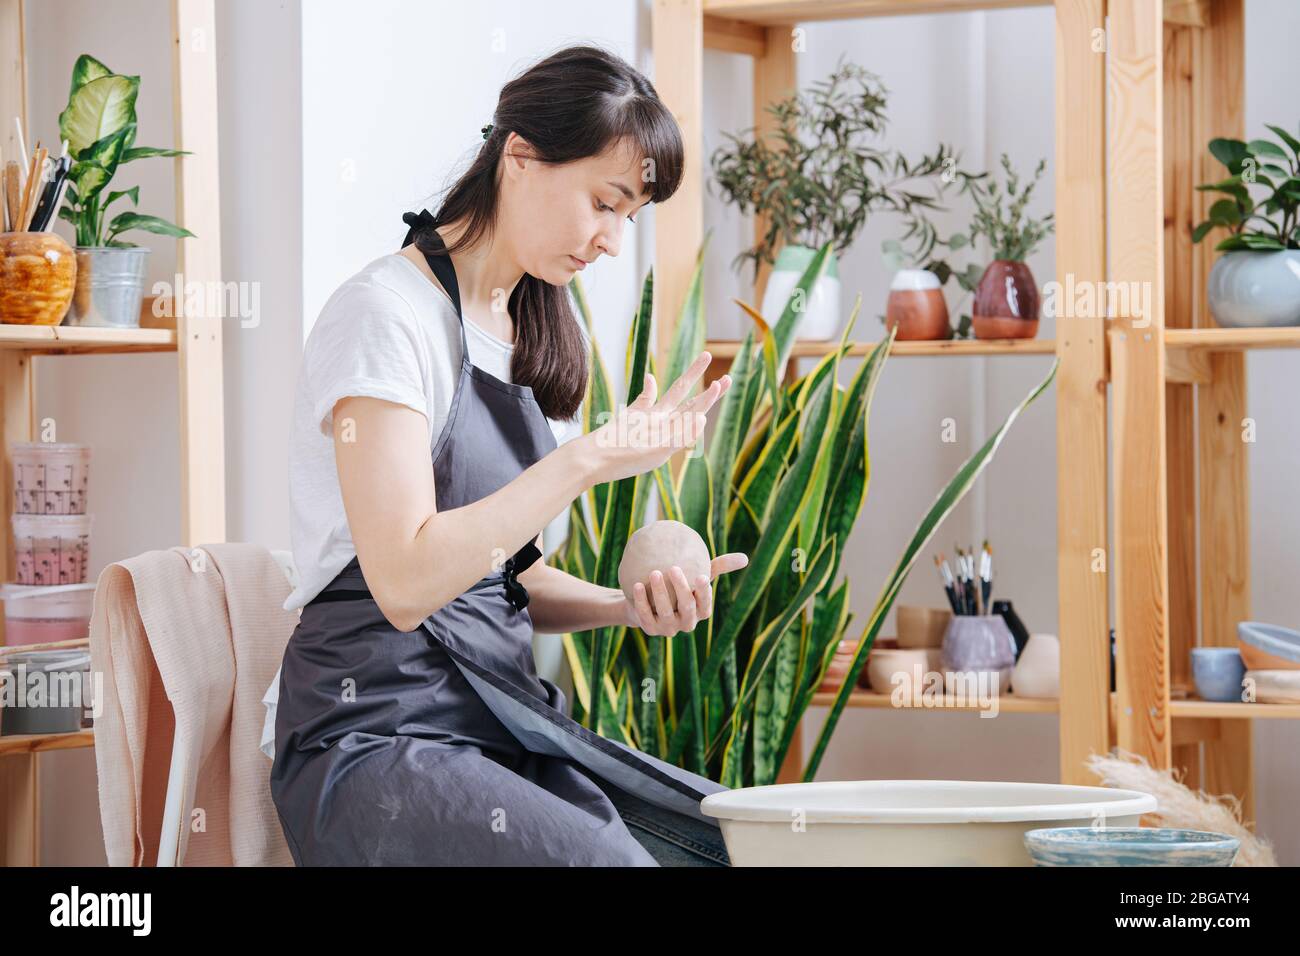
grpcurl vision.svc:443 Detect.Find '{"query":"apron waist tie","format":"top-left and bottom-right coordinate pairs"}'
top-left (502, 540), bottom-right (542, 610)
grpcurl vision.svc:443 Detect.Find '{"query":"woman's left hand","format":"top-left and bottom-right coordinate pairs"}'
top-left (624, 553), bottom-right (749, 636)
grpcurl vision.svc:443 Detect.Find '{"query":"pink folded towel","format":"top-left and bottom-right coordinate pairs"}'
top-left (89, 542), bottom-right (297, 866)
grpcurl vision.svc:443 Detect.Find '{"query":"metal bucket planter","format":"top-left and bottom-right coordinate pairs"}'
top-left (68, 246), bottom-right (150, 328)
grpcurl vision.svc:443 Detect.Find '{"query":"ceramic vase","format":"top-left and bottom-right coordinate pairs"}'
top-left (884, 269), bottom-right (950, 340)
top-left (941, 614), bottom-right (1017, 695)
top-left (972, 259), bottom-right (1039, 339)
top-left (1011, 633), bottom-right (1060, 698)
top-left (759, 244), bottom-right (842, 341)
top-left (0, 232), bottom-right (77, 325)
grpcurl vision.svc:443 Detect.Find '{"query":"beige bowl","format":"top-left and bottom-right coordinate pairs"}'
top-left (897, 606), bottom-right (952, 648)
top-left (867, 648), bottom-right (942, 694)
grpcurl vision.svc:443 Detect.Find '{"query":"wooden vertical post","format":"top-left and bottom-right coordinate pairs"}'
top-left (752, 25), bottom-right (796, 311)
top-left (1191, 0), bottom-right (1253, 827)
top-left (172, 0), bottom-right (226, 546)
top-left (652, 0), bottom-right (704, 374)
top-left (1108, 0), bottom-right (1171, 770)
top-left (1055, 0), bottom-right (1112, 786)
top-left (0, 0), bottom-right (37, 867)
top-left (1162, 17), bottom-right (1200, 789)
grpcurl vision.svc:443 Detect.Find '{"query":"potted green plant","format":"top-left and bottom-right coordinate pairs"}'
top-left (954, 154), bottom-right (1054, 340)
top-left (710, 58), bottom-right (962, 342)
top-left (550, 237), bottom-right (1056, 785)
top-left (1192, 125), bottom-right (1300, 327)
top-left (57, 54), bottom-right (193, 328)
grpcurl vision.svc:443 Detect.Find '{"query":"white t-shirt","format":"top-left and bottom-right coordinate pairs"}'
top-left (281, 252), bottom-right (573, 612)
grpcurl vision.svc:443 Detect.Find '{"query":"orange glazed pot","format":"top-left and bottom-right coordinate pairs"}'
top-left (885, 269), bottom-right (951, 340)
top-left (0, 232), bottom-right (77, 326)
top-left (972, 259), bottom-right (1039, 339)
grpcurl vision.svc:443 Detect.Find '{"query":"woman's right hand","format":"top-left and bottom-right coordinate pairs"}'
top-left (581, 351), bottom-right (732, 486)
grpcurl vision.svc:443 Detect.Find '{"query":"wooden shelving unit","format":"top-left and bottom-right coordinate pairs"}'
top-left (652, 0), bottom-right (1297, 821)
top-left (0, 0), bottom-right (225, 866)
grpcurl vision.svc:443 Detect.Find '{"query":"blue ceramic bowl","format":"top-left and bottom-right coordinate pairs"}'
top-left (1237, 621), bottom-right (1300, 670)
top-left (1191, 647), bottom-right (1246, 702)
top-left (1024, 827), bottom-right (1239, 867)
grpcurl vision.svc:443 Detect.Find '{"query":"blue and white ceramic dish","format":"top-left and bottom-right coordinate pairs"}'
top-left (1237, 621), bottom-right (1300, 670)
top-left (1023, 827), bottom-right (1239, 867)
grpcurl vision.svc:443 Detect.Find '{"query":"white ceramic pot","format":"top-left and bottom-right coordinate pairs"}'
top-left (1011, 633), bottom-right (1060, 698)
top-left (759, 244), bottom-right (842, 341)
top-left (1206, 250), bottom-right (1300, 327)
top-left (699, 779), bottom-right (1157, 866)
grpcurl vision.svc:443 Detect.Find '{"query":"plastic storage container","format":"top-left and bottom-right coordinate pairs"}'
top-left (0, 581), bottom-right (95, 646)
top-left (11, 442), bottom-right (91, 514)
top-left (0, 647), bottom-right (93, 735)
top-left (11, 513), bottom-right (93, 584)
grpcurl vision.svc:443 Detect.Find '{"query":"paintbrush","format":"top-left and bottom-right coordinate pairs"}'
top-left (935, 554), bottom-right (960, 614)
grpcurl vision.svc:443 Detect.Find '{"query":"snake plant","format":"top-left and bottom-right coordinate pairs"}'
top-left (552, 235), bottom-right (1056, 785)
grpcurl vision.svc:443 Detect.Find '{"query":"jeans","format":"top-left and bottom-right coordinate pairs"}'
top-left (592, 775), bottom-right (731, 867)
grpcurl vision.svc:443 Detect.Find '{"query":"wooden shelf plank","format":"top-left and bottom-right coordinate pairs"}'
top-left (703, 0), bottom-right (1048, 27)
top-left (1165, 326), bottom-right (1300, 353)
top-left (1172, 698), bottom-right (1300, 719)
top-left (0, 728), bottom-right (93, 757)
top-left (0, 324), bottom-right (177, 354)
top-left (809, 689), bottom-right (1059, 713)
top-left (705, 338), bottom-right (1056, 359)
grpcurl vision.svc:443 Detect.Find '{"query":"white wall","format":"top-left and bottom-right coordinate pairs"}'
top-left (18, 0), bottom-right (1297, 865)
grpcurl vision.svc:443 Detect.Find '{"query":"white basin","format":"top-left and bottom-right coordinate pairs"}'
top-left (700, 779), bottom-right (1158, 866)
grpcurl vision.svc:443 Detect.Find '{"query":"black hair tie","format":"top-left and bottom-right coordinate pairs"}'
top-left (401, 208), bottom-right (439, 248)
top-left (502, 540), bottom-right (542, 610)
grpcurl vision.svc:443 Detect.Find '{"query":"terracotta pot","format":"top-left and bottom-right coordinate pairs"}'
top-left (972, 259), bottom-right (1039, 339)
top-left (885, 269), bottom-right (950, 340)
top-left (0, 232), bottom-right (77, 326)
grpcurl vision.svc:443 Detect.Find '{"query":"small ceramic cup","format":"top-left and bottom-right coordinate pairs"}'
top-left (1191, 647), bottom-right (1246, 702)
top-left (897, 605), bottom-right (952, 648)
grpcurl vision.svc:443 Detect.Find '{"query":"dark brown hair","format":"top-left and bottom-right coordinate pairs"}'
top-left (408, 44), bottom-right (685, 422)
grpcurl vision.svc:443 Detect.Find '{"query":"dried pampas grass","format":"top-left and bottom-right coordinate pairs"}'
top-left (1084, 749), bottom-right (1276, 866)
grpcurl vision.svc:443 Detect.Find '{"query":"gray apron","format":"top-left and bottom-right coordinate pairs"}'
top-left (269, 209), bottom-right (728, 866)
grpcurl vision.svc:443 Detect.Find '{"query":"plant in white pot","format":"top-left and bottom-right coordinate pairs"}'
top-left (710, 57), bottom-right (958, 341)
top-left (1192, 125), bottom-right (1300, 328)
top-left (57, 54), bottom-right (194, 328)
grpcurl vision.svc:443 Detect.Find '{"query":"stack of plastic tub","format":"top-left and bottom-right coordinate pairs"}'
top-left (0, 442), bottom-right (95, 735)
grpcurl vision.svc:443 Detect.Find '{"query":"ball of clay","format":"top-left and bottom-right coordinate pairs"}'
top-left (618, 520), bottom-right (711, 614)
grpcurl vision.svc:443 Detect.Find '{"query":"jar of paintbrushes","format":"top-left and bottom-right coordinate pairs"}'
top-left (0, 131), bottom-right (75, 326)
top-left (935, 542), bottom-right (1017, 695)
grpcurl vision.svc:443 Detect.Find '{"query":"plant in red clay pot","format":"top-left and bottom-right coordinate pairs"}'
top-left (958, 155), bottom-right (1054, 340)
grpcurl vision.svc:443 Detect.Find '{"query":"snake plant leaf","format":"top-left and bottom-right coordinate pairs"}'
top-left (706, 333), bottom-right (755, 553)
top-left (588, 272), bottom-right (656, 731)
top-left (570, 276), bottom-right (615, 540)
top-left (799, 359), bottom-right (1060, 780)
top-left (819, 332), bottom-right (894, 584)
top-left (666, 363), bottom-right (838, 763)
top-left (708, 537), bottom-right (836, 767)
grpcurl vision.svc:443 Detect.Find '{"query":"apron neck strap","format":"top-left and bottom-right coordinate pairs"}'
top-left (402, 209), bottom-right (468, 360)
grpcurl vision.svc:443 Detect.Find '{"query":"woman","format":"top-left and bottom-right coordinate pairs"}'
top-left (269, 44), bottom-right (747, 866)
